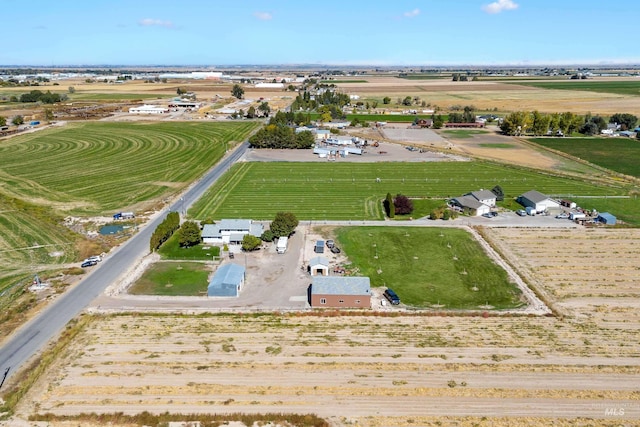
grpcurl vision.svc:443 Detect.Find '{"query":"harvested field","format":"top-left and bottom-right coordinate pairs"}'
top-left (19, 309), bottom-right (640, 425)
top-left (486, 227), bottom-right (640, 323)
top-left (331, 76), bottom-right (640, 116)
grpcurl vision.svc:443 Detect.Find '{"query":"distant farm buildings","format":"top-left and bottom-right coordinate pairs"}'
top-left (129, 105), bottom-right (169, 114)
top-left (450, 189), bottom-right (496, 216)
top-left (517, 190), bottom-right (560, 213)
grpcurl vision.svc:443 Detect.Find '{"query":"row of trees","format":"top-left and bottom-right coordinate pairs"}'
top-left (448, 106), bottom-right (476, 123)
top-left (18, 90), bottom-right (67, 104)
top-left (0, 115), bottom-right (25, 126)
top-left (245, 212), bottom-right (300, 251)
top-left (248, 125), bottom-right (315, 149)
top-left (500, 111), bottom-right (638, 136)
top-left (150, 212), bottom-right (180, 252)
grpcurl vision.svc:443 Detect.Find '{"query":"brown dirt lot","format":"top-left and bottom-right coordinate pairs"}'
top-left (17, 225), bottom-right (640, 426)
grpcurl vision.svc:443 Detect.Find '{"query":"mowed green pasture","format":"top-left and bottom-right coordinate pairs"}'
top-left (190, 161), bottom-right (625, 221)
top-left (0, 121), bottom-right (258, 215)
top-left (158, 233), bottom-right (221, 260)
top-left (529, 137), bottom-right (640, 178)
top-left (336, 227), bottom-right (522, 309)
top-left (512, 80), bottom-right (640, 96)
top-left (128, 262), bottom-right (210, 296)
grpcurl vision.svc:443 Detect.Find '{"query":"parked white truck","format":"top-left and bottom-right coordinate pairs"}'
top-left (276, 236), bottom-right (288, 254)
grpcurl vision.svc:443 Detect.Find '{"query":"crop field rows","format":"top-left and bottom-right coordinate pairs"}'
top-left (22, 313), bottom-right (640, 425)
top-left (190, 161), bottom-right (626, 220)
top-left (486, 228), bottom-right (640, 329)
top-left (513, 80), bottom-right (640, 96)
top-left (0, 121), bottom-right (258, 215)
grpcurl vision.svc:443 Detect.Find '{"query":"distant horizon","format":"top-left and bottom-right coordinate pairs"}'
top-left (2, 62), bottom-right (640, 70)
top-left (2, 1), bottom-right (638, 67)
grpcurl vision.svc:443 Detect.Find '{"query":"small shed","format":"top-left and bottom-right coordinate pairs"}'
top-left (208, 263), bottom-right (245, 297)
top-left (597, 212), bottom-right (617, 225)
top-left (309, 256), bottom-right (329, 276)
top-left (310, 276), bottom-right (371, 308)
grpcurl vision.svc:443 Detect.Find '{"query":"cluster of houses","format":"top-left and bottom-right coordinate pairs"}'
top-left (601, 123), bottom-right (640, 138)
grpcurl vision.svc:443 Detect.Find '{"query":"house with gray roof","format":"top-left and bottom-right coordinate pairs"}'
top-left (466, 189), bottom-right (497, 207)
top-left (208, 263), bottom-right (245, 297)
top-left (202, 219), bottom-right (263, 245)
top-left (310, 276), bottom-right (371, 308)
top-left (450, 195), bottom-right (491, 216)
top-left (517, 190), bottom-right (560, 213)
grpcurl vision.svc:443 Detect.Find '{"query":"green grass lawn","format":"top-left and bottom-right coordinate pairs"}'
top-left (190, 161), bottom-right (627, 221)
top-left (511, 80), bottom-right (640, 96)
top-left (440, 129), bottom-right (490, 139)
top-left (529, 137), bottom-right (640, 178)
top-left (128, 262), bottom-right (210, 296)
top-left (335, 227), bottom-right (523, 309)
top-left (158, 233), bottom-right (221, 260)
top-left (0, 121), bottom-right (259, 215)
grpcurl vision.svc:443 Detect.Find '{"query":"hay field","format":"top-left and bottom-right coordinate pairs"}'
top-left (0, 121), bottom-right (258, 215)
top-left (333, 76), bottom-right (640, 116)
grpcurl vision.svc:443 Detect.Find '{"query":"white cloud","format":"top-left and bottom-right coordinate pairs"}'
top-left (403, 8), bottom-right (420, 18)
top-left (482, 0), bottom-right (518, 14)
top-left (253, 11), bottom-right (273, 21)
top-left (139, 18), bottom-right (174, 28)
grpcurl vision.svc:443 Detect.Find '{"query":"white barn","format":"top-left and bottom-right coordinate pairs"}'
top-left (129, 105), bottom-right (169, 114)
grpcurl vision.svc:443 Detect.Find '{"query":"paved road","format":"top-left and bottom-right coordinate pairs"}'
top-left (0, 142), bottom-right (249, 385)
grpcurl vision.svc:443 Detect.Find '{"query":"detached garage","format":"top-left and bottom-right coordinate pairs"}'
top-left (517, 190), bottom-right (560, 213)
top-left (208, 263), bottom-right (245, 297)
top-left (310, 276), bottom-right (371, 308)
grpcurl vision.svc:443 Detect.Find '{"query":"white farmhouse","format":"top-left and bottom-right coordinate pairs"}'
top-left (202, 219), bottom-right (264, 245)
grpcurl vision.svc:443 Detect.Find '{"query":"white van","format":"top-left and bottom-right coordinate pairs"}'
top-left (276, 237), bottom-right (288, 254)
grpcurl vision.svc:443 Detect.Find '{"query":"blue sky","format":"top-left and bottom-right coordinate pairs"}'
top-left (2, 0), bottom-right (637, 66)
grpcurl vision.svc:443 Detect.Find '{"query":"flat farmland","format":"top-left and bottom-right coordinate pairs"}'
top-left (486, 228), bottom-right (640, 323)
top-left (0, 121), bottom-right (258, 215)
top-left (513, 80), bottom-right (640, 96)
top-left (328, 76), bottom-right (640, 116)
top-left (529, 137), bottom-right (640, 178)
top-left (189, 161), bottom-right (626, 220)
top-left (20, 309), bottom-right (640, 426)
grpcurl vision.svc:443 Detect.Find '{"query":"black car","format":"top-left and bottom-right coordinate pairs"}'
top-left (330, 246), bottom-right (341, 254)
top-left (384, 288), bottom-right (400, 305)
top-left (81, 260), bottom-right (97, 268)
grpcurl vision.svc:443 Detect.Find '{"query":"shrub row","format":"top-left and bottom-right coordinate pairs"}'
top-left (150, 212), bottom-right (180, 252)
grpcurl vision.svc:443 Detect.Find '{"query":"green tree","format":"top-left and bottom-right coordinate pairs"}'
top-left (246, 106), bottom-right (256, 118)
top-left (270, 212), bottom-right (298, 238)
top-left (176, 87), bottom-right (187, 95)
top-left (261, 229), bottom-right (275, 242)
top-left (382, 96), bottom-right (391, 105)
top-left (231, 84), bottom-right (244, 99)
top-left (43, 108), bottom-right (54, 122)
top-left (12, 115), bottom-right (24, 126)
top-left (402, 96), bottom-right (413, 106)
top-left (68, 86), bottom-right (75, 94)
top-left (491, 185), bottom-right (505, 202)
top-left (384, 193), bottom-right (395, 218)
top-left (0, 116), bottom-right (5, 126)
top-left (500, 111), bottom-right (529, 136)
top-left (178, 221), bottom-right (201, 247)
top-left (530, 110), bottom-right (551, 136)
top-left (242, 234), bottom-right (262, 251)
top-left (609, 113), bottom-right (637, 131)
top-left (258, 102), bottom-right (271, 116)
